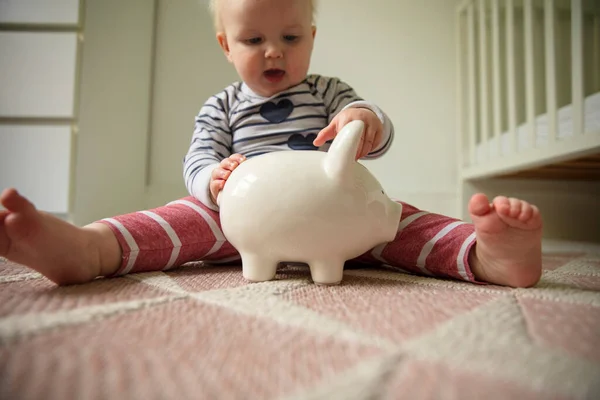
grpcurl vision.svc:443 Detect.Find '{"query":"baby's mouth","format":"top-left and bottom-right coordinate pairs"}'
top-left (264, 69), bottom-right (285, 82)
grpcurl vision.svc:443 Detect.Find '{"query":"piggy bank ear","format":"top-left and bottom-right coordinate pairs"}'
top-left (324, 120), bottom-right (364, 184)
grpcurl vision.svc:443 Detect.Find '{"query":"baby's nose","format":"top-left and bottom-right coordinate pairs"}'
top-left (265, 44), bottom-right (283, 58)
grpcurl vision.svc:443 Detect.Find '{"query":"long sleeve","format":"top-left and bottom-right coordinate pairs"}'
top-left (183, 94), bottom-right (233, 211)
top-left (312, 75), bottom-right (394, 158)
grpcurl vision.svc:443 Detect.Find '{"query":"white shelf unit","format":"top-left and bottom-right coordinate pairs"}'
top-left (0, 0), bottom-right (83, 217)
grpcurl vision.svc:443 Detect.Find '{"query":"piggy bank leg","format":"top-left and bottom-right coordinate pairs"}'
top-left (241, 253), bottom-right (278, 282)
top-left (308, 260), bottom-right (345, 285)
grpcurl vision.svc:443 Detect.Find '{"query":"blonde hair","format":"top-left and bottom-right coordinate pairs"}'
top-left (208, 0), bottom-right (317, 32)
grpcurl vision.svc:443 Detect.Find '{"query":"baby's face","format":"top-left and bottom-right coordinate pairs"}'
top-left (217, 0), bottom-right (315, 97)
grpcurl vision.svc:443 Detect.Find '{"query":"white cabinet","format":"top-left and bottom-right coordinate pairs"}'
top-left (0, 0), bottom-right (80, 25)
top-left (1, 0), bottom-right (156, 224)
top-left (0, 32), bottom-right (78, 118)
top-left (0, 0), bottom-right (80, 217)
top-left (0, 125), bottom-right (72, 213)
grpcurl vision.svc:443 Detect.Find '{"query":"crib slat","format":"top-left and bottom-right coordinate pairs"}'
top-left (478, 0), bottom-right (489, 160)
top-left (506, 0), bottom-right (517, 153)
top-left (545, 0), bottom-right (557, 143)
top-left (571, 0), bottom-right (584, 135)
top-left (491, 0), bottom-right (502, 156)
top-left (524, 0), bottom-right (536, 147)
top-left (468, 4), bottom-right (477, 165)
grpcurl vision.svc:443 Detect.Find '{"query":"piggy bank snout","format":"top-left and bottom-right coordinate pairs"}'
top-left (389, 201), bottom-right (402, 236)
top-left (368, 200), bottom-right (386, 221)
top-left (367, 197), bottom-right (402, 243)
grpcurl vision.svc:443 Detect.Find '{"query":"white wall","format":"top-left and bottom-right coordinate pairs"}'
top-left (74, 0), bottom-right (155, 225)
top-left (310, 0), bottom-right (461, 217)
top-left (146, 0), bottom-right (462, 218)
top-left (146, 0), bottom-right (238, 207)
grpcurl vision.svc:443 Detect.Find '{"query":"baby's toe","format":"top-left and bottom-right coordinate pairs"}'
top-left (518, 201), bottom-right (533, 222)
top-left (469, 193), bottom-right (491, 216)
top-left (508, 198), bottom-right (523, 219)
top-left (492, 196), bottom-right (510, 215)
top-left (529, 205), bottom-right (542, 227)
top-left (3, 189), bottom-right (36, 214)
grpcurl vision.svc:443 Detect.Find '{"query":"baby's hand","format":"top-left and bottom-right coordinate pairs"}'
top-left (210, 154), bottom-right (246, 205)
top-left (313, 108), bottom-right (383, 159)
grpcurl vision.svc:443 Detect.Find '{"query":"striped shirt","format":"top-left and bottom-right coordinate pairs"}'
top-left (183, 74), bottom-right (394, 210)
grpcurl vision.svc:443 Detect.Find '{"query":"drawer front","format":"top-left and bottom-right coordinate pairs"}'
top-left (0, 32), bottom-right (78, 118)
top-left (0, 125), bottom-right (72, 213)
top-left (0, 0), bottom-right (80, 25)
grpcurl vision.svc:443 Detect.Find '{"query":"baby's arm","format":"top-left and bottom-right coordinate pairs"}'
top-left (314, 107), bottom-right (383, 159)
top-left (183, 94), bottom-right (234, 211)
top-left (311, 76), bottom-right (394, 158)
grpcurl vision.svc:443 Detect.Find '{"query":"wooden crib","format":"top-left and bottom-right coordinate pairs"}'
top-left (455, 0), bottom-right (600, 214)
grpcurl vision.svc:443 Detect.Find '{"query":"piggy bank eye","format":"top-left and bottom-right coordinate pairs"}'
top-left (381, 190), bottom-right (385, 194)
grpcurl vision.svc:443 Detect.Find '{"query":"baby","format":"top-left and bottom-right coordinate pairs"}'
top-left (0, 0), bottom-right (543, 288)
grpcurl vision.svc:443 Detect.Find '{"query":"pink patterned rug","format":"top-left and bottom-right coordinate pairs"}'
top-left (1, 240), bottom-right (599, 399)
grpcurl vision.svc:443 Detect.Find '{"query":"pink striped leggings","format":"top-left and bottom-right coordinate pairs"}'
top-left (98, 196), bottom-right (479, 282)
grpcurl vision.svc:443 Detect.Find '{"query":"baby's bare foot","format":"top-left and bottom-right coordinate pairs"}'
top-left (468, 193), bottom-right (543, 287)
top-left (0, 188), bottom-right (120, 285)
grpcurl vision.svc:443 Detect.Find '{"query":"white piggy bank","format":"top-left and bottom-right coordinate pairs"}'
top-left (218, 120), bottom-right (402, 285)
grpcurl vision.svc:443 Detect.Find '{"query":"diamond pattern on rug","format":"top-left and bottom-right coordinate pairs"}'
top-left (539, 255), bottom-right (600, 290)
top-left (0, 298), bottom-right (384, 400)
top-left (541, 252), bottom-right (587, 270)
top-left (1, 242), bottom-right (600, 399)
top-left (0, 276), bottom-right (170, 317)
top-left (401, 296), bottom-right (600, 399)
top-left (167, 265), bottom-right (248, 291)
top-left (282, 275), bottom-right (502, 343)
top-left (517, 295), bottom-right (600, 362)
top-left (168, 264), bottom-right (313, 293)
top-left (547, 273), bottom-right (600, 290)
top-left (383, 358), bottom-right (548, 400)
top-left (556, 258), bottom-right (600, 276)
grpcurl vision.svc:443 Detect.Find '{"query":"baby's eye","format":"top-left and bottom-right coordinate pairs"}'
top-left (245, 37), bottom-right (263, 45)
top-left (283, 35), bottom-right (299, 42)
